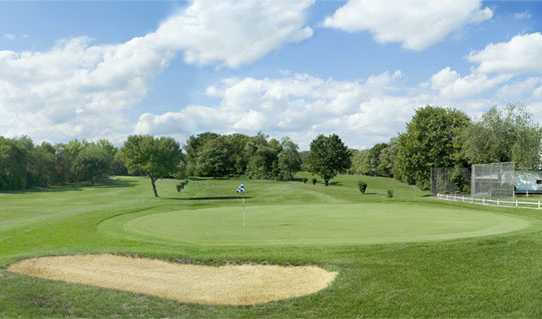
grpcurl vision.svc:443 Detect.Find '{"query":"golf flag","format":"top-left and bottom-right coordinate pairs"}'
top-left (236, 183), bottom-right (246, 193)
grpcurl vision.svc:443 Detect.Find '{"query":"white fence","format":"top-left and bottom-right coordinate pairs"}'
top-left (436, 193), bottom-right (542, 210)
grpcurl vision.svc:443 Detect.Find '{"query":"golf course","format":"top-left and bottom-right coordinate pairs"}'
top-left (2, 174), bottom-right (542, 317)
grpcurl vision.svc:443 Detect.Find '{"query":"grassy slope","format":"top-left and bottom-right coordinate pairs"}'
top-left (1, 175), bottom-right (542, 318)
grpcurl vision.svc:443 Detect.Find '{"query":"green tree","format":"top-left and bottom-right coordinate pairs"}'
top-left (398, 106), bottom-right (470, 189)
top-left (349, 149), bottom-right (370, 175)
top-left (0, 137), bottom-right (29, 190)
top-left (245, 133), bottom-right (281, 179)
top-left (461, 105), bottom-right (541, 169)
top-left (377, 140), bottom-right (397, 177)
top-left (196, 136), bottom-right (232, 177)
top-left (367, 143), bottom-right (388, 176)
top-left (184, 132), bottom-right (219, 176)
top-left (307, 134), bottom-right (352, 186)
top-left (122, 135), bottom-right (182, 197)
top-left (277, 137), bottom-right (302, 180)
top-left (73, 144), bottom-right (113, 185)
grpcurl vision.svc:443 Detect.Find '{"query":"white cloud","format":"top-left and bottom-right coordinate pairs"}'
top-left (323, 0), bottom-right (492, 50)
top-left (0, 0), bottom-right (314, 142)
top-left (468, 33), bottom-right (542, 75)
top-left (135, 72), bottom-right (429, 148)
top-left (431, 67), bottom-right (511, 99)
top-left (157, 0), bottom-right (314, 67)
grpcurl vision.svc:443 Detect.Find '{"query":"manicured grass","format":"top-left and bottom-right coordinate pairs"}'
top-left (121, 203), bottom-right (529, 246)
top-left (2, 174), bottom-right (542, 318)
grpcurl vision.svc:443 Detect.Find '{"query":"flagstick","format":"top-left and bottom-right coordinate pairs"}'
top-left (242, 197), bottom-right (246, 228)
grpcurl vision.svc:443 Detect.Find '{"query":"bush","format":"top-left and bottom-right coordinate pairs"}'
top-left (302, 177), bottom-right (308, 184)
top-left (312, 178), bottom-right (318, 185)
top-left (387, 189), bottom-right (394, 198)
top-left (176, 180), bottom-right (189, 192)
top-left (358, 181), bottom-right (368, 194)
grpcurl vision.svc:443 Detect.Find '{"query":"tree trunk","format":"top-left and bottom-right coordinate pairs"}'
top-left (150, 176), bottom-right (159, 197)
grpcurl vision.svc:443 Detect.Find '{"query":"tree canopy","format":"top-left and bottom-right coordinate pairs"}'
top-left (121, 135), bottom-right (183, 197)
top-left (307, 134), bottom-right (352, 185)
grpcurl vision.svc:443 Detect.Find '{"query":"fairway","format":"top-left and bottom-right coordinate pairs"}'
top-left (122, 203), bottom-right (529, 246)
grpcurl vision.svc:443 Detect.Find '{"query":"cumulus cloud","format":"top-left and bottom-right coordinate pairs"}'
top-left (157, 0), bottom-right (314, 67)
top-left (0, 0), bottom-right (313, 142)
top-left (323, 0), bottom-right (492, 50)
top-left (468, 33), bottom-right (542, 75)
top-left (431, 67), bottom-right (512, 99)
top-left (138, 65), bottom-right (542, 148)
top-left (135, 72), bottom-right (432, 148)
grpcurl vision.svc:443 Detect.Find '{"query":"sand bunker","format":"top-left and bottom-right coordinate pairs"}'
top-left (8, 254), bottom-right (337, 305)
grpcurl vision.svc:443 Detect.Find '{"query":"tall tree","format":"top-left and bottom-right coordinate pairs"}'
top-left (367, 143), bottom-right (388, 176)
top-left (307, 134), bottom-right (352, 186)
top-left (122, 135), bottom-right (182, 197)
top-left (461, 105), bottom-right (541, 169)
top-left (245, 133), bottom-right (281, 179)
top-left (184, 132), bottom-right (220, 176)
top-left (397, 106), bottom-right (470, 189)
top-left (277, 137), bottom-right (302, 180)
top-left (349, 149), bottom-right (370, 175)
top-left (73, 144), bottom-right (113, 185)
top-left (196, 136), bottom-right (232, 177)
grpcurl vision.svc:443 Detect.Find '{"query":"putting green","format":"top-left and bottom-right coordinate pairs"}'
top-left (123, 203), bottom-right (530, 246)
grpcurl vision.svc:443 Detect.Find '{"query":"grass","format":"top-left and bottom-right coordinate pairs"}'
top-left (2, 174), bottom-right (542, 318)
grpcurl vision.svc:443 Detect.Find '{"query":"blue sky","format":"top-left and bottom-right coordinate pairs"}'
top-left (1, 0), bottom-right (541, 149)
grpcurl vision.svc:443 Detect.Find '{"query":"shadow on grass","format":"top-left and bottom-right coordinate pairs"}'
top-left (165, 195), bottom-right (252, 201)
top-left (0, 177), bottom-right (137, 194)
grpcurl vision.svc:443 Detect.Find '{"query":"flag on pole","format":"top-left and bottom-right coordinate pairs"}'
top-left (236, 183), bottom-right (246, 193)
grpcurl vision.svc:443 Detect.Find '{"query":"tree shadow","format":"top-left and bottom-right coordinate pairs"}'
top-left (165, 195), bottom-right (252, 201)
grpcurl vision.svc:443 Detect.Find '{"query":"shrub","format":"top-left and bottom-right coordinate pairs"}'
top-left (176, 180), bottom-right (189, 192)
top-left (302, 177), bottom-right (308, 184)
top-left (358, 181), bottom-right (368, 194)
top-left (387, 189), bottom-right (394, 198)
top-left (312, 178), bottom-right (318, 185)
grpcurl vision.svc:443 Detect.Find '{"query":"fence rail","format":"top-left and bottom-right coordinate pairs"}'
top-left (436, 193), bottom-right (542, 210)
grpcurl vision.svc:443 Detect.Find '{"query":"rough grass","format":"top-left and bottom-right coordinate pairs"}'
top-left (2, 174), bottom-right (542, 318)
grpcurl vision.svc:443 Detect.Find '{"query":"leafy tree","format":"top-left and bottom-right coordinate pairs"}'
top-left (73, 144), bottom-right (113, 185)
top-left (307, 134), bottom-right (352, 186)
top-left (349, 149), bottom-right (370, 175)
top-left (0, 137), bottom-right (28, 190)
top-left (277, 137), bottom-right (302, 180)
top-left (461, 105), bottom-right (541, 169)
top-left (184, 132), bottom-right (220, 176)
top-left (196, 136), bottom-right (232, 177)
top-left (245, 133), bottom-right (281, 179)
top-left (397, 106), bottom-right (470, 189)
top-left (122, 135), bottom-right (182, 197)
top-left (377, 139), bottom-right (398, 177)
top-left (225, 133), bottom-right (251, 175)
top-left (367, 143), bottom-right (388, 176)
top-left (28, 142), bottom-right (57, 187)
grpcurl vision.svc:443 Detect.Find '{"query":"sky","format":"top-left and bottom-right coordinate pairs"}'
top-left (0, 0), bottom-right (541, 150)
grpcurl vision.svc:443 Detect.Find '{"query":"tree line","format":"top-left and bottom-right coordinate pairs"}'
top-left (2, 104), bottom-right (537, 195)
top-left (0, 131), bottom-right (351, 196)
top-left (349, 105), bottom-right (542, 190)
top-left (0, 137), bottom-right (126, 191)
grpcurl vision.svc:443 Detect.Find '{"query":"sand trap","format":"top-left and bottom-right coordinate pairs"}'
top-left (8, 254), bottom-right (337, 305)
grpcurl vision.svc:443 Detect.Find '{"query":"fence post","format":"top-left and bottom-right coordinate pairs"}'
top-left (497, 199), bottom-right (500, 206)
top-left (538, 201), bottom-right (541, 209)
top-left (516, 200), bottom-right (519, 208)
